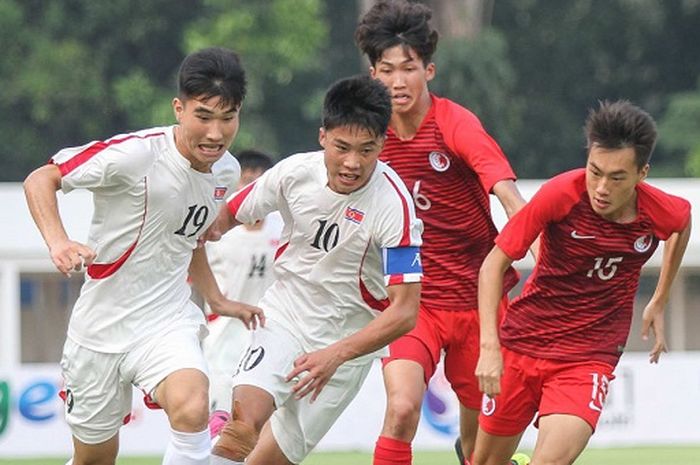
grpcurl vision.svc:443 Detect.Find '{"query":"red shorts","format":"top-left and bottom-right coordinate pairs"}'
top-left (479, 347), bottom-right (616, 436)
top-left (383, 299), bottom-right (507, 410)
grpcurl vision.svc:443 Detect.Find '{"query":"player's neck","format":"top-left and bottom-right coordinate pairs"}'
top-left (601, 193), bottom-right (639, 224)
top-left (390, 94), bottom-right (432, 141)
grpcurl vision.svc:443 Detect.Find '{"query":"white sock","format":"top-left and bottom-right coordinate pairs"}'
top-left (210, 454), bottom-right (244, 465)
top-left (161, 427), bottom-right (211, 465)
top-left (64, 460), bottom-right (73, 465)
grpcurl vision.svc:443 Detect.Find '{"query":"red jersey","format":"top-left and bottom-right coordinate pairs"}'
top-left (497, 169), bottom-right (691, 365)
top-left (380, 95), bottom-right (518, 311)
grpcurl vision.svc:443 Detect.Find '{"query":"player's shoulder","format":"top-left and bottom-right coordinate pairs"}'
top-left (541, 168), bottom-right (586, 196)
top-left (432, 94), bottom-right (483, 130)
top-left (274, 150), bottom-right (323, 177)
top-left (373, 161), bottom-right (413, 206)
top-left (637, 181), bottom-right (691, 229)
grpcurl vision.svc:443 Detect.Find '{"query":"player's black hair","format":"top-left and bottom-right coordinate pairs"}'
top-left (236, 149), bottom-right (274, 172)
top-left (322, 75), bottom-right (392, 139)
top-left (177, 47), bottom-right (247, 111)
top-left (355, 0), bottom-right (439, 66)
top-left (585, 100), bottom-right (657, 169)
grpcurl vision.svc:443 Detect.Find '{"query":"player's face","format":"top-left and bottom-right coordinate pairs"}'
top-left (173, 95), bottom-right (240, 173)
top-left (238, 167), bottom-right (265, 189)
top-left (320, 125), bottom-right (384, 194)
top-left (370, 45), bottom-right (435, 117)
top-left (585, 145), bottom-right (649, 222)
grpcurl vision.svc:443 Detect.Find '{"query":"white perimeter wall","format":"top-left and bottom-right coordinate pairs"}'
top-left (2, 352), bottom-right (699, 457)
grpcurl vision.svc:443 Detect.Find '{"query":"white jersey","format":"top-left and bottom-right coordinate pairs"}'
top-left (205, 213), bottom-right (283, 306)
top-left (227, 151), bottom-right (423, 364)
top-left (52, 125), bottom-right (240, 353)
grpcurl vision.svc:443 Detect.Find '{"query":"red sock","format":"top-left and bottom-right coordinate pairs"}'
top-left (373, 436), bottom-right (412, 465)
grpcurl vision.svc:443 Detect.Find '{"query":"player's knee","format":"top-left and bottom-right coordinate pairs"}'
top-left (385, 396), bottom-right (421, 433)
top-left (212, 417), bottom-right (260, 462)
top-left (167, 390), bottom-right (209, 431)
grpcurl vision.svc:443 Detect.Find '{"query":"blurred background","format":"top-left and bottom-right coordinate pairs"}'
top-left (1, 0), bottom-right (699, 462)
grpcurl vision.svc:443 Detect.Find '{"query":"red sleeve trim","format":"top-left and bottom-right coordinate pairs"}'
top-left (55, 132), bottom-right (165, 177)
top-left (227, 181), bottom-right (256, 220)
top-left (382, 172), bottom-right (411, 246)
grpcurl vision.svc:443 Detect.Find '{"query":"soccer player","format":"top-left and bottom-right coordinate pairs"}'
top-left (355, 2), bottom-right (532, 464)
top-left (23, 47), bottom-right (264, 465)
top-left (204, 149), bottom-right (282, 413)
top-left (209, 75), bottom-right (423, 465)
top-left (473, 100), bottom-right (692, 465)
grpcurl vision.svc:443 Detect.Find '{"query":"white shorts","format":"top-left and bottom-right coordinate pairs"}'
top-left (232, 320), bottom-right (372, 464)
top-left (60, 322), bottom-right (208, 444)
top-left (203, 317), bottom-right (251, 411)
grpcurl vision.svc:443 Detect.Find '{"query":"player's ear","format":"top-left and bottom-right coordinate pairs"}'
top-left (318, 127), bottom-right (327, 148)
top-left (639, 163), bottom-right (650, 182)
top-left (369, 66), bottom-right (377, 79)
top-left (172, 98), bottom-right (184, 123)
top-left (425, 62), bottom-right (436, 82)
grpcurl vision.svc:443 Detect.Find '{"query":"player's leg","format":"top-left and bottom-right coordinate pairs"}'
top-left (212, 320), bottom-right (304, 464)
top-left (155, 368), bottom-right (211, 465)
top-left (71, 436), bottom-right (119, 465)
top-left (473, 348), bottom-right (541, 465)
top-left (374, 309), bottom-right (441, 465)
top-left (245, 421), bottom-right (293, 465)
top-left (130, 323), bottom-right (211, 465)
top-left (529, 415), bottom-right (592, 465)
top-left (247, 360), bottom-right (373, 465)
top-left (450, 299), bottom-right (509, 464)
top-left (60, 339), bottom-right (130, 465)
top-left (212, 385), bottom-right (275, 463)
top-left (530, 360), bottom-right (615, 465)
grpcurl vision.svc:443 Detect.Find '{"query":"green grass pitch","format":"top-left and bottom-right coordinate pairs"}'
top-left (2, 446), bottom-right (700, 465)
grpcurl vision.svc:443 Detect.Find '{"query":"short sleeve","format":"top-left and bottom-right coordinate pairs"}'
top-left (435, 98), bottom-right (516, 194)
top-left (497, 170), bottom-right (583, 260)
top-left (638, 183), bottom-right (692, 240)
top-left (50, 131), bottom-right (163, 193)
top-left (227, 156), bottom-right (288, 223)
top-left (374, 169), bottom-right (423, 250)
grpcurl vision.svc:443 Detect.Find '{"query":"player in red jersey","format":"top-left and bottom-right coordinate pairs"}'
top-left (473, 100), bottom-right (692, 465)
top-left (355, 2), bottom-right (533, 464)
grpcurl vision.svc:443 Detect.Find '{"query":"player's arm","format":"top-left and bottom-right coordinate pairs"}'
top-left (188, 246), bottom-right (264, 329)
top-left (475, 245), bottom-right (514, 397)
top-left (23, 164), bottom-right (95, 277)
top-left (286, 280), bottom-right (420, 402)
top-left (641, 220), bottom-right (691, 363)
top-left (492, 179), bottom-right (539, 259)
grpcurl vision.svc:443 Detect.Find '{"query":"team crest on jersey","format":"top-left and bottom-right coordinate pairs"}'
top-left (633, 235), bottom-right (653, 253)
top-left (344, 206), bottom-right (365, 224)
top-left (428, 151), bottom-right (450, 172)
top-left (214, 186), bottom-right (228, 200)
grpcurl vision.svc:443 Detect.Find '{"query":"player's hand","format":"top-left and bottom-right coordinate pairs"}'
top-left (213, 300), bottom-right (265, 330)
top-left (48, 238), bottom-right (96, 277)
top-left (641, 300), bottom-right (667, 364)
top-left (475, 346), bottom-right (503, 397)
top-left (285, 346), bottom-right (344, 403)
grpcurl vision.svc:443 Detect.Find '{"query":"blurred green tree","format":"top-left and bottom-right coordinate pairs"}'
top-left (658, 79), bottom-right (700, 176)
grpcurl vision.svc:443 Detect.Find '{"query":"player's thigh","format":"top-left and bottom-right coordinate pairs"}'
top-left (383, 306), bottom-right (442, 385)
top-left (129, 323), bottom-right (209, 407)
top-left (532, 414), bottom-right (593, 465)
top-left (231, 320), bottom-right (304, 409)
top-left (537, 360), bottom-right (615, 433)
top-left (60, 339), bottom-right (132, 446)
top-left (478, 348), bottom-right (541, 437)
top-left (444, 310), bottom-right (481, 409)
top-left (270, 361), bottom-right (372, 464)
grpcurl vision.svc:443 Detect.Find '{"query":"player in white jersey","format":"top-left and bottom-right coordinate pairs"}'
top-left (208, 75), bottom-right (424, 465)
top-left (204, 149), bottom-right (282, 413)
top-left (23, 47), bottom-right (264, 465)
